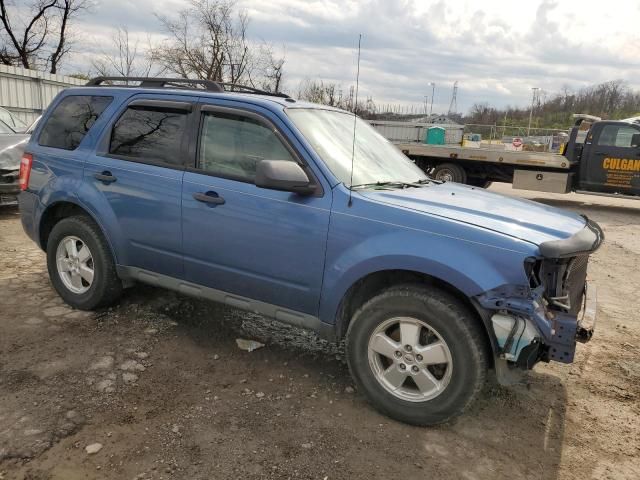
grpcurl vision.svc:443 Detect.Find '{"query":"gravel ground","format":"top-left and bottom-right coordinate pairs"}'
top-left (1, 184), bottom-right (639, 480)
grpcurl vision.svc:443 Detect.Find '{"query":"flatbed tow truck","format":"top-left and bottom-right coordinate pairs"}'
top-left (390, 115), bottom-right (640, 199)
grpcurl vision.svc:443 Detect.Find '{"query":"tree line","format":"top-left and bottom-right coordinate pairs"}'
top-left (0, 0), bottom-right (285, 91)
top-left (467, 81), bottom-right (640, 129)
top-left (2, 0), bottom-right (638, 127)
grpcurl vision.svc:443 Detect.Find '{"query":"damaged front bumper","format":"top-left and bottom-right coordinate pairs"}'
top-left (476, 280), bottom-right (596, 367)
top-left (0, 179), bottom-right (19, 206)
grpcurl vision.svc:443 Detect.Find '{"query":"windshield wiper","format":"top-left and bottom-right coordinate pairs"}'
top-left (351, 181), bottom-right (424, 190)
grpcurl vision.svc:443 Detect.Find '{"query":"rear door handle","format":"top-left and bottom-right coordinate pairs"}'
top-left (193, 192), bottom-right (225, 205)
top-left (94, 171), bottom-right (117, 183)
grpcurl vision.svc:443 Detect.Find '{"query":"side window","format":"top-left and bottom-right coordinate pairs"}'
top-left (39, 96), bottom-right (113, 150)
top-left (597, 125), bottom-right (640, 148)
top-left (109, 106), bottom-right (188, 166)
top-left (198, 111), bottom-right (295, 181)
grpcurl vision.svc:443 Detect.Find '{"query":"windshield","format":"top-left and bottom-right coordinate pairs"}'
top-left (0, 120), bottom-right (14, 134)
top-left (0, 107), bottom-right (26, 131)
top-left (287, 108), bottom-right (427, 187)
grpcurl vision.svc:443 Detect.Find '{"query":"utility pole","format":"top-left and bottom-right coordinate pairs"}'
top-left (429, 82), bottom-right (435, 118)
top-left (527, 87), bottom-right (539, 137)
top-left (502, 111), bottom-right (508, 138)
top-left (447, 81), bottom-right (458, 116)
top-left (424, 96), bottom-right (429, 115)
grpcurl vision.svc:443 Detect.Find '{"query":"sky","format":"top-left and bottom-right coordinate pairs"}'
top-left (60, 0), bottom-right (640, 114)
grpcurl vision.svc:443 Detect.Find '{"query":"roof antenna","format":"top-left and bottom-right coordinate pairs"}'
top-left (348, 34), bottom-right (362, 208)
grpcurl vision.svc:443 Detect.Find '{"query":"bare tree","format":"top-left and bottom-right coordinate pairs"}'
top-left (0, 0), bottom-right (88, 73)
top-left (91, 27), bottom-right (156, 78)
top-left (152, 0), bottom-right (284, 88)
top-left (255, 44), bottom-right (285, 92)
top-left (296, 79), bottom-right (377, 116)
top-left (297, 80), bottom-right (342, 106)
top-left (49, 0), bottom-right (88, 73)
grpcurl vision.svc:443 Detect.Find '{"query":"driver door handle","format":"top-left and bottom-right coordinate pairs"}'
top-left (94, 171), bottom-right (117, 183)
top-left (193, 192), bottom-right (225, 205)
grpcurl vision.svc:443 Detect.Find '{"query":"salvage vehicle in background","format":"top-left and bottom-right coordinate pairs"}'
top-left (383, 115), bottom-right (640, 198)
top-left (0, 115), bottom-right (38, 206)
top-left (18, 77), bottom-right (602, 425)
top-left (0, 106), bottom-right (29, 133)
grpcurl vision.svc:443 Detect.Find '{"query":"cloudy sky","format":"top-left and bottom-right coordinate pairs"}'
top-left (63, 0), bottom-right (640, 114)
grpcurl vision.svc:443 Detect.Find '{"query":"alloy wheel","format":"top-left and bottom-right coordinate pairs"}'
top-left (55, 235), bottom-right (95, 294)
top-left (367, 316), bottom-right (453, 402)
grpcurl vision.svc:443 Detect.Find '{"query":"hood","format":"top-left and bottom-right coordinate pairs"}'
top-left (360, 182), bottom-right (586, 246)
top-left (0, 133), bottom-right (29, 170)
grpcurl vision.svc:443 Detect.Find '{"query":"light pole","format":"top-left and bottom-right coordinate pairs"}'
top-left (527, 87), bottom-right (539, 137)
top-left (429, 82), bottom-right (435, 118)
top-left (424, 96), bottom-right (429, 115)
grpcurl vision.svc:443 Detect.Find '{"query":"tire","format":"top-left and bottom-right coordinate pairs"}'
top-left (46, 215), bottom-right (122, 310)
top-left (346, 284), bottom-right (488, 426)
top-left (467, 178), bottom-right (493, 188)
top-left (432, 163), bottom-right (467, 183)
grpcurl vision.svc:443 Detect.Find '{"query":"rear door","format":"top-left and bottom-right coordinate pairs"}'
top-left (84, 95), bottom-right (196, 278)
top-left (180, 102), bottom-right (332, 316)
top-left (581, 122), bottom-right (640, 194)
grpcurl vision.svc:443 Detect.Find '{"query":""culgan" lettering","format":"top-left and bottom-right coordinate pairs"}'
top-left (602, 158), bottom-right (640, 171)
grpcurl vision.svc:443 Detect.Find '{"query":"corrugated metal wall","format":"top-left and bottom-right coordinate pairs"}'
top-left (0, 66), bottom-right (85, 125)
top-left (369, 120), bottom-right (464, 145)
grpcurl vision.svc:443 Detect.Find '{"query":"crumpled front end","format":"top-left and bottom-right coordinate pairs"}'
top-left (476, 217), bottom-right (603, 369)
top-left (0, 134), bottom-right (27, 206)
top-left (0, 168), bottom-right (19, 206)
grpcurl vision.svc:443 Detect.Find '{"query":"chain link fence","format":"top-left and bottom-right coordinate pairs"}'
top-left (463, 124), bottom-right (569, 152)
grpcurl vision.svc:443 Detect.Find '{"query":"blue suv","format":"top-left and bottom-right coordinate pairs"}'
top-left (18, 77), bottom-right (602, 425)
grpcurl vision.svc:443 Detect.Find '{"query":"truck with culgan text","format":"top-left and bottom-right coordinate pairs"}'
top-left (385, 115), bottom-right (640, 199)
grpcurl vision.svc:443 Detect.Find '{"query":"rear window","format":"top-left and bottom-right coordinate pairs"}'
top-left (598, 124), bottom-right (640, 148)
top-left (109, 106), bottom-right (187, 166)
top-left (39, 95), bottom-right (112, 150)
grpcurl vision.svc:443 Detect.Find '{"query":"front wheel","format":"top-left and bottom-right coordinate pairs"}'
top-left (346, 285), bottom-right (488, 425)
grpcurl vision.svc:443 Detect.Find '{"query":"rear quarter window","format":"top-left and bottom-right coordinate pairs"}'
top-left (39, 95), bottom-right (113, 150)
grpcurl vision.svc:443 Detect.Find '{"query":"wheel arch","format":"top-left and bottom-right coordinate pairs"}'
top-left (334, 269), bottom-right (495, 366)
top-left (38, 200), bottom-right (118, 264)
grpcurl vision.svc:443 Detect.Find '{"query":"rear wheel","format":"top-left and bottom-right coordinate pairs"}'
top-left (46, 215), bottom-right (122, 310)
top-left (432, 163), bottom-right (467, 183)
top-left (346, 285), bottom-right (488, 425)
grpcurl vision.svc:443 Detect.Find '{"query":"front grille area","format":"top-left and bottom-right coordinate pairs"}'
top-left (535, 255), bottom-right (589, 315)
top-left (564, 255), bottom-right (588, 315)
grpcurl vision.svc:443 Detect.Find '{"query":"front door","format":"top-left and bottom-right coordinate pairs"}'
top-left (181, 104), bottom-right (331, 316)
top-left (84, 96), bottom-right (195, 278)
top-left (582, 123), bottom-right (640, 194)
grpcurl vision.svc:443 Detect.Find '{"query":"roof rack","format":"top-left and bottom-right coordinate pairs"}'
top-left (218, 82), bottom-right (289, 98)
top-left (86, 76), bottom-right (290, 98)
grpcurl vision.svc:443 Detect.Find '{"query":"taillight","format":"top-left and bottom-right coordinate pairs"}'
top-left (19, 153), bottom-right (33, 191)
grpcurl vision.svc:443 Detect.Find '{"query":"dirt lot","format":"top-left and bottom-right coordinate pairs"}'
top-left (1, 184), bottom-right (639, 480)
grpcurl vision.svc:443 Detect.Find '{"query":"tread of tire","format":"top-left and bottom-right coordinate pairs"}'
top-left (346, 284), bottom-right (488, 425)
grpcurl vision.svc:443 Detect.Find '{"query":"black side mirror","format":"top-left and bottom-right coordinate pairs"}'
top-left (255, 160), bottom-right (315, 195)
